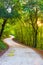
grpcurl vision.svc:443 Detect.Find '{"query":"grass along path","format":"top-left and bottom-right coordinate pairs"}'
top-left (0, 40), bottom-right (8, 56)
top-left (0, 36), bottom-right (43, 65)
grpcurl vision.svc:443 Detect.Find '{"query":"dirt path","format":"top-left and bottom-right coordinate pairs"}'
top-left (0, 37), bottom-right (43, 65)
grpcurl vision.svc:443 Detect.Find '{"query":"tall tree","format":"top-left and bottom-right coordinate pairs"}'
top-left (0, 0), bottom-right (21, 38)
top-left (21, 0), bottom-right (43, 47)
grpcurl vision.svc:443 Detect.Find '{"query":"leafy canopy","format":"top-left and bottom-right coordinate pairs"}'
top-left (0, 0), bottom-right (20, 18)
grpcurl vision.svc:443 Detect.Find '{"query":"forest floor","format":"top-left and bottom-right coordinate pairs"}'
top-left (0, 36), bottom-right (43, 65)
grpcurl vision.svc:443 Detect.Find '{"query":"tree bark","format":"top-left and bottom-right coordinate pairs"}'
top-left (34, 30), bottom-right (38, 48)
top-left (0, 19), bottom-right (7, 39)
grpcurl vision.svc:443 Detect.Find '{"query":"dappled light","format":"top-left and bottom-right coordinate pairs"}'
top-left (0, 0), bottom-right (43, 65)
top-left (37, 20), bottom-right (43, 26)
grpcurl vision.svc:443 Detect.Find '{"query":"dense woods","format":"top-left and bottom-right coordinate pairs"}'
top-left (0, 0), bottom-right (43, 50)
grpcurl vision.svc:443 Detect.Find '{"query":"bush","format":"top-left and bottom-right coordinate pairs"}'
top-left (0, 40), bottom-right (8, 51)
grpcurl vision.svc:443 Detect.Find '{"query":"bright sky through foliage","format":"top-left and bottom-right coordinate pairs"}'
top-left (7, 7), bottom-right (12, 13)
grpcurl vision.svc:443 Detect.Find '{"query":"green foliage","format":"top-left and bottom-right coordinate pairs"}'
top-left (0, 0), bottom-right (43, 50)
top-left (37, 26), bottom-right (43, 49)
top-left (0, 40), bottom-right (8, 51)
top-left (0, 0), bottom-right (20, 18)
top-left (14, 21), bottom-right (33, 46)
top-left (2, 20), bottom-right (15, 38)
top-left (14, 20), bottom-right (43, 50)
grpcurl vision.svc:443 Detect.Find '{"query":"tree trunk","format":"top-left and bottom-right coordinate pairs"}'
top-left (0, 19), bottom-right (7, 39)
top-left (33, 7), bottom-right (38, 48)
top-left (34, 30), bottom-right (38, 48)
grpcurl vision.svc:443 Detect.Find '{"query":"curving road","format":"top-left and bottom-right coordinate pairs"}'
top-left (0, 36), bottom-right (43, 65)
